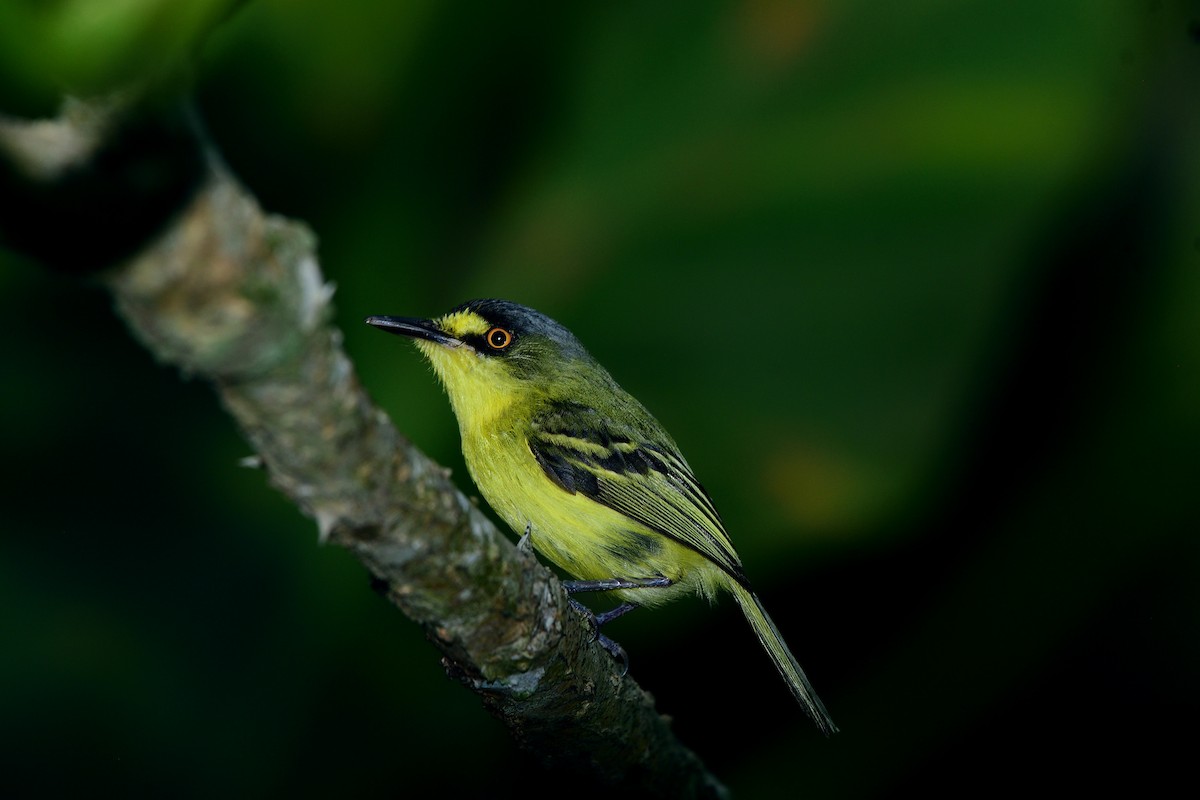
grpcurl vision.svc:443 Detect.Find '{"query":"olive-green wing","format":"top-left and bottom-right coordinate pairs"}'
top-left (529, 401), bottom-right (748, 586)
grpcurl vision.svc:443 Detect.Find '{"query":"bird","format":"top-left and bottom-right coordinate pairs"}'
top-left (366, 298), bottom-right (837, 735)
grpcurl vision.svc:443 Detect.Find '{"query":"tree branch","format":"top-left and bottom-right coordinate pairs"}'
top-left (0, 96), bottom-right (727, 798)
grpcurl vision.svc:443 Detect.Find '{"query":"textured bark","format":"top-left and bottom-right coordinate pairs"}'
top-left (0, 97), bottom-right (727, 798)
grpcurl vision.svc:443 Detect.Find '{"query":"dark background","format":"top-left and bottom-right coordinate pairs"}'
top-left (2, 1), bottom-right (1197, 797)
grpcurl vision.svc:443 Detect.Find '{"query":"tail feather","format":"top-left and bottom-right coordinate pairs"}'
top-left (730, 582), bottom-right (838, 736)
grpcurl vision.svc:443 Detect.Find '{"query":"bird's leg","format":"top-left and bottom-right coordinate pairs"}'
top-left (561, 576), bottom-right (672, 593)
top-left (562, 576), bottom-right (673, 675)
top-left (593, 601), bottom-right (638, 627)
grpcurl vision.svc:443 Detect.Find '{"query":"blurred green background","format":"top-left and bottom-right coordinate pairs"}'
top-left (2, 1), bottom-right (1198, 796)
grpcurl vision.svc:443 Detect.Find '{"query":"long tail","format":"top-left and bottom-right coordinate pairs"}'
top-left (730, 582), bottom-right (838, 735)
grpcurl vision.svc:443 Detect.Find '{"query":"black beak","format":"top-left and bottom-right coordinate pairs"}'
top-left (365, 316), bottom-right (462, 347)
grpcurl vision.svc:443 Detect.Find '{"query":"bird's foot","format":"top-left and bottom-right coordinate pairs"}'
top-left (568, 598), bottom-right (633, 675)
top-left (561, 576), bottom-right (672, 674)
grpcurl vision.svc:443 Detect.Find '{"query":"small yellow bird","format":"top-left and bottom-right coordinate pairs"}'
top-left (367, 299), bottom-right (837, 735)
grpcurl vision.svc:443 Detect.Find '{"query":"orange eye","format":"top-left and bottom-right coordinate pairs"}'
top-left (485, 327), bottom-right (513, 349)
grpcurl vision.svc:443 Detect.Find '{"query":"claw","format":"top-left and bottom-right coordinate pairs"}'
top-left (596, 633), bottom-right (629, 675)
top-left (517, 522), bottom-right (535, 552)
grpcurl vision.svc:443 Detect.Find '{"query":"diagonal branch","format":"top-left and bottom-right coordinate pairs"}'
top-left (0, 96), bottom-right (727, 798)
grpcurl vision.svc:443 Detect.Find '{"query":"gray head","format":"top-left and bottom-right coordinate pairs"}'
top-left (366, 298), bottom-right (605, 387)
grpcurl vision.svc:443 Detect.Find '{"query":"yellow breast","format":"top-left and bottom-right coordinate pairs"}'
top-left (420, 336), bottom-right (719, 604)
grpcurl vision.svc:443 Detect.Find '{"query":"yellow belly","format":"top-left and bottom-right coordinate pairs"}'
top-left (460, 423), bottom-right (719, 607)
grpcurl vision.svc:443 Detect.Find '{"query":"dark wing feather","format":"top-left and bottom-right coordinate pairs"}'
top-left (530, 401), bottom-right (748, 586)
